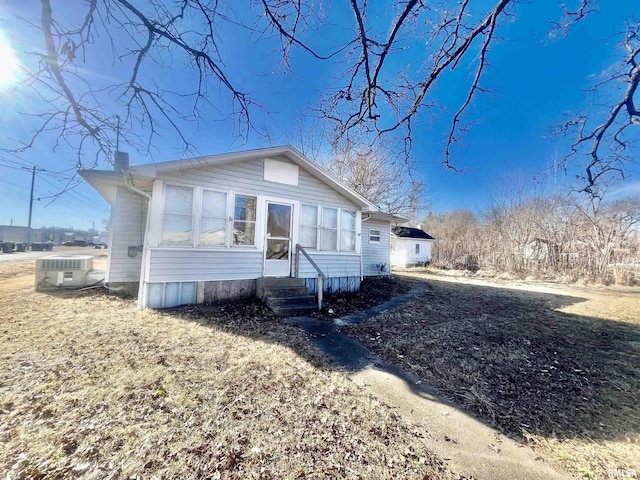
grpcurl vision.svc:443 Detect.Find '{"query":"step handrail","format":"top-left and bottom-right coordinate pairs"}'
top-left (295, 244), bottom-right (326, 310)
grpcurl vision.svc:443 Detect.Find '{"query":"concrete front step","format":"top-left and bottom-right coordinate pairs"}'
top-left (270, 303), bottom-right (317, 317)
top-left (261, 285), bottom-right (310, 299)
top-left (266, 294), bottom-right (317, 308)
top-left (258, 277), bottom-right (317, 316)
top-left (257, 277), bottom-right (305, 299)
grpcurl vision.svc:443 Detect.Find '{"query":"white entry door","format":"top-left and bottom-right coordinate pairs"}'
top-left (264, 201), bottom-right (293, 277)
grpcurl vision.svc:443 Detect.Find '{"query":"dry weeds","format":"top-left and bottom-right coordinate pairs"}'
top-left (0, 260), bottom-right (457, 479)
top-left (347, 271), bottom-right (640, 479)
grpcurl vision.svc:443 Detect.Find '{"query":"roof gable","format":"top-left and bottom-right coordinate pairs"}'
top-left (131, 145), bottom-right (379, 211)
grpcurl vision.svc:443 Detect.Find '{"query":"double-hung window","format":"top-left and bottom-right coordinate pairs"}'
top-left (320, 206), bottom-right (338, 251)
top-left (199, 190), bottom-right (227, 246)
top-left (161, 185), bottom-right (194, 245)
top-left (300, 204), bottom-right (319, 249)
top-left (341, 210), bottom-right (356, 252)
top-left (369, 229), bottom-right (381, 243)
top-left (233, 194), bottom-right (257, 246)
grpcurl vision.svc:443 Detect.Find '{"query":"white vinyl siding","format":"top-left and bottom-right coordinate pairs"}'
top-left (362, 219), bottom-right (391, 277)
top-left (107, 186), bottom-right (148, 282)
top-left (294, 253), bottom-right (361, 279)
top-left (148, 249), bottom-right (263, 282)
top-left (390, 238), bottom-right (433, 266)
top-left (156, 156), bottom-right (355, 209)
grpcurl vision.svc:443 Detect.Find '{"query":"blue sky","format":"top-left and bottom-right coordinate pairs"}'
top-left (0, 1), bottom-right (638, 229)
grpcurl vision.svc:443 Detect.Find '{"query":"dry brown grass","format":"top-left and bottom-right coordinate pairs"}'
top-left (0, 261), bottom-right (457, 479)
top-left (347, 272), bottom-right (640, 479)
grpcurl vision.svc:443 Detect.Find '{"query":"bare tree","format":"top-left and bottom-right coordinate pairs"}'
top-left (321, 141), bottom-right (426, 221)
top-left (4, 0), bottom-right (637, 192)
top-left (556, 16), bottom-right (640, 195)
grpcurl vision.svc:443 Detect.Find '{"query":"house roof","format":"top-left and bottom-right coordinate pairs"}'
top-left (80, 145), bottom-right (381, 212)
top-left (392, 226), bottom-right (434, 240)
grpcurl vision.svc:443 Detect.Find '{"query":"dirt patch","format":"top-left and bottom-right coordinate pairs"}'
top-left (0, 262), bottom-right (458, 479)
top-left (346, 272), bottom-right (640, 479)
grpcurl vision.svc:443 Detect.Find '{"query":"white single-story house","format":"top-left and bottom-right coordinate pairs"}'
top-left (80, 146), bottom-right (401, 309)
top-left (390, 226), bottom-right (434, 267)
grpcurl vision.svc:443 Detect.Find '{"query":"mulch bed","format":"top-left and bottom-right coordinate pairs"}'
top-left (309, 276), bottom-right (416, 320)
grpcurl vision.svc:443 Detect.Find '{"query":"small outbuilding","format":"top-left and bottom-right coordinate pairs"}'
top-left (390, 226), bottom-right (434, 267)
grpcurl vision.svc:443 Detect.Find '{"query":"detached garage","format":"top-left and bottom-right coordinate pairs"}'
top-left (390, 226), bottom-right (434, 267)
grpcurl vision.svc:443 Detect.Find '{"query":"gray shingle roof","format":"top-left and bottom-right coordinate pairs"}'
top-left (392, 226), bottom-right (434, 240)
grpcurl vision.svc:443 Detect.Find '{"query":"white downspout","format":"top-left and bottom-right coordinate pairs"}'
top-left (123, 173), bottom-right (152, 310)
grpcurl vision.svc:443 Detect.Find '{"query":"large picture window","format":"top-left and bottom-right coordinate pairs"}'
top-left (161, 185), bottom-right (193, 245)
top-left (341, 210), bottom-right (356, 252)
top-left (300, 204), bottom-right (318, 249)
top-left (320, 206), bottom-right (338, 251)
top-left (199, 190), bottom-right (227, 246)
top-left (233, 194), bottom-right (257, 246)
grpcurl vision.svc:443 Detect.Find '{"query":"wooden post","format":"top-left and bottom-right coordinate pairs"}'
top-left (295, 244), bottom-right (300, 278)
top-left (317, 274), bottom-right (323, 310)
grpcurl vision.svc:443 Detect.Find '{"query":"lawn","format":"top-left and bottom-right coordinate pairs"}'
top-left (346, 272), bottom-right (640, 479)
top-left (0, 261), bottom-right (457, 479)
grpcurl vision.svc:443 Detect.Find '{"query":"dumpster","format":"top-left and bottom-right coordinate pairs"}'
top-left (45, 242), bottom-right (53, 251)
top-left (1, 243), bottom-right (12, 254)
top-left (31, 242), bottom-right (45, 251)
top-left (15, 243), bottom-right (26, 252)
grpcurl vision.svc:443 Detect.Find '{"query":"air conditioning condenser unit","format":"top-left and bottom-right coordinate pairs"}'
top-left (35, 255), bottom-right (97, 290)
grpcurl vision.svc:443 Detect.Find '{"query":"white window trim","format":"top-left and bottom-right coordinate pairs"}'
top-left (341, 209), bottom-right (357, 253)
top-left (369, 229), bottom-right (381, 243)
top-left (231, 192), bottom-right (259, 248)
top-left (300, 203), bottom-right (319, 251)
top-left (198, 187), bottom-right (228, 248)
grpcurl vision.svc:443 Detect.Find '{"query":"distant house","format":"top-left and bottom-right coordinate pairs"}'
top-left (80, 146), bottom-right (402, 309)
top-left (390, 226), bottom-right (434, 267)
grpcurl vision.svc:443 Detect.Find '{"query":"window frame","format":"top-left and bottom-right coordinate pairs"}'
top-left (231, 193), bottom-right (258, 247)
top-left (415, 243), bottom-right (420, 254)
top-left (198, 188), bottom-right (228, 248)
top-left (320, 206), bottom-right (339, 252)
top-left (160, 183), bottom-right (195, 246)
top-left (340, 209), bottom-right (357, 252)
top-left (369, 229), bottom-right (381, 243)
top-left (300, 203), bottom-right (319, 250)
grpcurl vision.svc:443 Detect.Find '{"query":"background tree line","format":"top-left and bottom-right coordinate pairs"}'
top-left (421, 182), bottom-right (640, 285)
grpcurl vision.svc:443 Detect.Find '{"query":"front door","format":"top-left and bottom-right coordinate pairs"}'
top-left (264, 201), bottom-right (293, 277)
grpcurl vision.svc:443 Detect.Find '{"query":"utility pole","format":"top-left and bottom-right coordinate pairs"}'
top-left (28, 166), bottom-right (35, 229)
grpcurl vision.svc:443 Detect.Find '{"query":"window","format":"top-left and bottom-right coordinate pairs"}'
top-left (300, 204), bottom-right (318, 249)
top-left (233, 194), bottom-right (257, 246)
top-left (161, 185), bottom-right (193, 245)
top-left (415, 244), bottom-right (420, 254)
top-left (199, 190), bottom-right (227, 246)
top-left (369, 229), bottom-right (381, 243)
top-left (341, 210), bottom-right (356, 251)
top-left (320, 207), bottom-right (338, 251)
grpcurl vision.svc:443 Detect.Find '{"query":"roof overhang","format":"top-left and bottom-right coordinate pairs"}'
top-left (363, 211), bottom-right (407, 223)
top-left (78, 170), bottom-right (152, 204)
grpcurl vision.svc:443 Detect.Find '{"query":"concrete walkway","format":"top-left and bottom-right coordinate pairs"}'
top-left (287, 286), bottom-right (572, 480)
